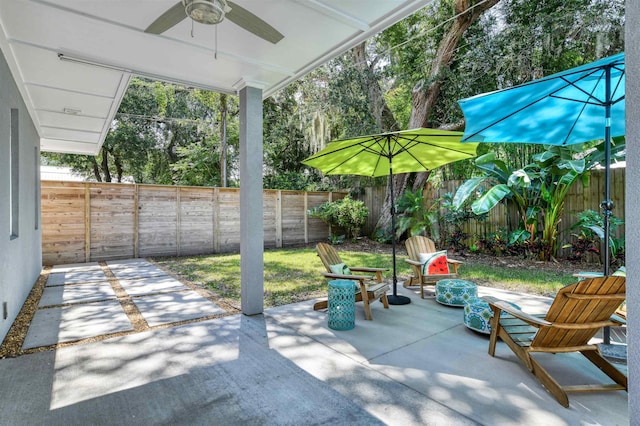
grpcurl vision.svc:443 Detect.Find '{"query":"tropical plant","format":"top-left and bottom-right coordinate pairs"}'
top-left (563, 209), bottom-right (625, 266)
top-left (440, 192), bottom-right (487, 253)
top-left (395, 188), bottom-right (439, 240)
top-left (531, 146), bottom-right (588, 260)
top-left (453, 145), bottom-right (591, 260)
top-left (453, 151), bottom-right (538, 239)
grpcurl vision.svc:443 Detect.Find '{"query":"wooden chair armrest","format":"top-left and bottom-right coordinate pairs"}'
top-left (321, 272), bottom-right (366, 282)
top-left (422, 273), bottom-right (457, 279)
top-left (447, 258), bottom-right (464, 265)
top-left (483, 296), bottom-right (551, 327)
top-left (404, 259), bottom-right (422, 266)
top-left (349, 267), bottom-right (389, 273)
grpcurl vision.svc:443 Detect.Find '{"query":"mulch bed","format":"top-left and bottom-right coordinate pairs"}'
top-left (336, 237), bottom-right (601, 276)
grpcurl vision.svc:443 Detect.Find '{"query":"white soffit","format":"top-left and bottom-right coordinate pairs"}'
top-left (0, 0), bottom-right (431, 155)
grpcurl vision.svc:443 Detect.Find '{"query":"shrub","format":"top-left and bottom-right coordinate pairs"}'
top-left (562, 209), bottom-right (625, 266)
top-left (308, 195), bottom-right (368, 240)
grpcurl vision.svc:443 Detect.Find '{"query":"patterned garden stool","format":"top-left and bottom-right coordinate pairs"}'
top-left (463, 297), bottom-right (520, 334)
top-left (328, 280), bottom-right (356, 331)
top-left (435, 279), bottom-right (477, 306)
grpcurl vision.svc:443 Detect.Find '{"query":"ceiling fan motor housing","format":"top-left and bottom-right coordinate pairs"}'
top-left (184, 0), bottom-right (228, 25)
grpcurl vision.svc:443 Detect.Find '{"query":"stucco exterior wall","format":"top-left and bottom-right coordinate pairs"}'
top-left (626, 0), bottom-right (639, 421)
top-left (0, 47), bottom-right (42, 342)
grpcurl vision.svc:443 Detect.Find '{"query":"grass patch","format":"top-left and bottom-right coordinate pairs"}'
top-left (458, 263), bottom-right (575, 296)
top-left (154, 247), bottom-right (577, 307)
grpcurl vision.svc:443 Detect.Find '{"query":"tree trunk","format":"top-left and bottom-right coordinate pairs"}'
top-left (101, 148), bottom-right (112, 182)
top-left (114, 154), bottom-right (124, 183)
top-left (376, 172), bottom-right (411, 237)
top-left (91, 157), bottom-right (102, 182)
top-left (409, 0), bottom-right (501, 128)
top-left (351, 43), bottom-right (400, 132)
top-left (375, 0), bottom-right (499, 235)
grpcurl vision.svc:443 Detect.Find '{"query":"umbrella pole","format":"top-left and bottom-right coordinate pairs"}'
top-left (602, 64), bottom-right (613, 278)
top-left (601, 65), bottom-right (614, 344)
top-left (386, 138), bottom-right (410, 305)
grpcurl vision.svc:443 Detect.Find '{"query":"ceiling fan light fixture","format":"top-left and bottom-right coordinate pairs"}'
top-left (185, 0), bottom-right (227, 25)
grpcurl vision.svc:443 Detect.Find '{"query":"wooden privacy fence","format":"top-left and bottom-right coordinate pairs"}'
top-left (41, 181), bottom-right (346, 265)
top-left (360, 168), bottom-right (625, 255)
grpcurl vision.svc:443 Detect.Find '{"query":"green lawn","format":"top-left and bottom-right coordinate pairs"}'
top-left (153, 247), bottom-right (577, 308)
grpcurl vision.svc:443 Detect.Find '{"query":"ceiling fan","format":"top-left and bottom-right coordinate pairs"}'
top-left (145, 0), bottom-right (284, 44)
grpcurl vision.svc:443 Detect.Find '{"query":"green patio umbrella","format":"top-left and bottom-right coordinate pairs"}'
top-left (303, 128), bottom-right (479, 305)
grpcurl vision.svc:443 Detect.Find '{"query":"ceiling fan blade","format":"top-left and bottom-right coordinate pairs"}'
top-left (226, 1), bottom-right (284, 44)
top-left (145, 1), bottom-right (188, 34)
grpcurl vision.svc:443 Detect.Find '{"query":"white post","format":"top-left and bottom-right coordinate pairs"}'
top-left (238, 83), bottom-right (264, 315)
top-left (625, 2), bottom-right (639, 421)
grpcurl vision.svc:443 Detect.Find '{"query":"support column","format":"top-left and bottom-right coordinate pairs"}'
top-left (626, 3), bottom-right (639, 422)
top-left (238, 84), bottom-right (264, 315)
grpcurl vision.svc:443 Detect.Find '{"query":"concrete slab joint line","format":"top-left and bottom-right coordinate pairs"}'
top-left (9, 258), bottom-right (230, 354)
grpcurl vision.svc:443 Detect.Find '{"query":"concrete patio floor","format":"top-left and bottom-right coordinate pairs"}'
top-left (0, 260), bottom-right (628, 425)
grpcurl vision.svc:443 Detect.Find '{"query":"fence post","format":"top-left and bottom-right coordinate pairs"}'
top-left (304, 192), bottom-right (309, 244)
top-left (176, 186), bottom-right (181, 257)
top-left (276, 190), bottom-right (282, 248)
top-left (213, 187), bottom-right (220, 253)
top-left (84, 183), bottom-right (90, 263)
top-left (134, 184), bottom-right (139, 258)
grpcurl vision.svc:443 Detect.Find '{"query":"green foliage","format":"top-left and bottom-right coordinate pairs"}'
top-left (563, 209), bottom-right (625, 266)
top-left (308, 196), bottom-right (368, 240)
top-left (453, 145), bottom-right (592, 260)
top-left (263, 172), bottom-right (313, 190)
top-left (44, 78), bottom-right (238, 187)
top-left (440, 192), bottom-right (486, 253)
top-left (328, 234), bottom-right (346, 245)
top-left (478, 228), bottom-right (541, 257)
top-left (373, 227), bottom-right (393, 244)
top-left (395, 188), bottom-right (439, 240)
top-left (42, 0), bottom-right (625, 207)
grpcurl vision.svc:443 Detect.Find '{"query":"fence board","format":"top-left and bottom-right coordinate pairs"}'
top-left (42, 182), bottom-right (341, 264)
top-left (138, 186), bottom-right (178, 257)
top-left (281, 191), bottom-right (306, 245)
top-left (90, 183), bottom-right (136, 261)
top-left (264, 191), bottom-right (278, 248)
top-left (41, 182), bottom-right (86, 264)
top-left (179, 187), bottom-right (214, 256)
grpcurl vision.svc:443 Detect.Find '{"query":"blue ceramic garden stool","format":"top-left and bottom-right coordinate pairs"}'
top-left (435, 279), bottom-right (477, 306)
top-left (328, 280), bottom-right (356, 331)
top-left (463, 297), bottom-right (521, 334)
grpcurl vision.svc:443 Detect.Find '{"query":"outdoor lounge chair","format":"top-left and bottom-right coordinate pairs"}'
top-left (484, 276), bottom-right (627, 407)
top-left (314, 242), bottom-right (390, 321)
top-left (403, 235), bottom-right (462, 298)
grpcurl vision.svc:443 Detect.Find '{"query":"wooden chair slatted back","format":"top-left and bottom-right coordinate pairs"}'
top-left (405, 236), bottom-right (437, 261)
top-left (316, 243), bottom-right (343, 273)
top-left (533, 276), bottom-right (626, 348)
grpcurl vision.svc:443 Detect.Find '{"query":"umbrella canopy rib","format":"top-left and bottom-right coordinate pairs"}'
top-left (302, 128), bottom-right (479, 305)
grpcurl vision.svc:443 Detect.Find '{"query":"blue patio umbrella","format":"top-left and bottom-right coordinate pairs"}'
top-left (458, 52), bottom-right (625, 276)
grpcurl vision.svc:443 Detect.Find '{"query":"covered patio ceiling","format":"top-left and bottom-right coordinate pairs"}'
top-left (0, 0), bottom-right (432, 155)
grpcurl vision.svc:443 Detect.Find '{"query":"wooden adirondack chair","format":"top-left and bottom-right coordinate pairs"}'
top-left (403, 236), bottom-right (462, 298)
top-left (314, 242), bottom-right (390, 321)
top-left (484, 276), bottom-right (627, 407)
